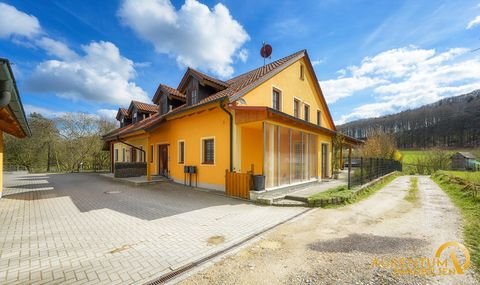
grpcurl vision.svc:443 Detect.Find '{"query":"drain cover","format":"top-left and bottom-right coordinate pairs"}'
top-left (104, 191), bottom-right (121, 194)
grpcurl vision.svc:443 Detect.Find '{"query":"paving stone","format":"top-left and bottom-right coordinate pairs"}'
top-left (0, 172), bottom-right (306, 284)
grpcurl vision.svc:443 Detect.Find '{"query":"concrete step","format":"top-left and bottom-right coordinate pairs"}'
top-left (272, 199), bottom-right (308, 207)
top-left (283, 194), bottom-right (309, 203)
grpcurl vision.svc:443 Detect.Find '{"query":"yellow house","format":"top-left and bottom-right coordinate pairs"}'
top-left (0, 58), bottom-right (31, 198)
top-left (103, 50), bottom-right (359, 193)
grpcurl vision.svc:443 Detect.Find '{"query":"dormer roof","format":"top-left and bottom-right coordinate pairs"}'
top-left (127, 100), bottom-right (158, 114)
top-left (177, 67), bottom-right (229, 93)
top-left (152, 84), bottom-right (186, 104)
top-left (116, 108), bottom-right (129, 120)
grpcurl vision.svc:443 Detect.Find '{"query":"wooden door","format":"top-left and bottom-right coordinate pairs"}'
top-left (321, 143), bottom-right (328, 178)
top-left (158, 145), bottom-right (168, 176)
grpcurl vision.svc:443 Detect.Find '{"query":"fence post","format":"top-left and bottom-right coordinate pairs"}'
top-left (376, 158), bottom-right (379, 179)
top-left (348, 155), bottom-right (351, 189)
top-left (369, 158), bottom-right (373, 181)
top-left (360, 157), bottom-right (363, 185)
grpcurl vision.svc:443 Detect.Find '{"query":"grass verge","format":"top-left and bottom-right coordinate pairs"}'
top-left (308, 172), bottom-right (400, 208)
top-left (431, 172), bottom-right (480, 279)
top-left (439, 170), bottom-right (480, 184)
top-left (405, 176), bottom-right (419, 203)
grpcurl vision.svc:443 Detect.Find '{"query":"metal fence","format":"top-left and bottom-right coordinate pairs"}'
top-left (345, 157), bottom-right (402, 189)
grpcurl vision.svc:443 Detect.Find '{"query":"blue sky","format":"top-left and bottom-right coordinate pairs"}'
top-left (1, 0), bottom-right (480, 124)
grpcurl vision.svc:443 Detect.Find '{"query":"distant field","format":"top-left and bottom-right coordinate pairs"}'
top-left (400, 149), bottom-right (479, 164)
top-left (440, 171), bottom-right (480, 184)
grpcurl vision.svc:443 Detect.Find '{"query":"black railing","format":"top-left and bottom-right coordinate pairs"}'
top-left (346, 157), bottom-right (402, 189)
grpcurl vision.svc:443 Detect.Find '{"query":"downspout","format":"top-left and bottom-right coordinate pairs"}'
top-left (116, 136), bottom-right (146, 161)
top-left (219, 100), bottom-right (233, 172)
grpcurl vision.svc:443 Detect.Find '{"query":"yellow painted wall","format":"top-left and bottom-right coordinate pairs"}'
top-left (241, 57), bottom-right (335, 130)
top-left (145, 106), bottom-right (230, 190)
top-left (240, 126), bottom-right (263, 175)
top-left (113, 137), bottom-right (147, 164)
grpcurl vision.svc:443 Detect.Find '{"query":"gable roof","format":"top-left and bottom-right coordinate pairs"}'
top-left (166, 50), bottom-right (337, 130)
top-left (128, 100), bottom-right (158, 114)
top-left (457, 152), bottom-right (476, 159)
top-left (103, 112), bottom-right (165, 140)
top-left (104, 49), bottom-right (338, 140)
top-left (152, 84), bottom-right (186, 104)
top-left (177, 67), bottom-right (229, 92)
top-left (116, 108), bottom-right (129, 120)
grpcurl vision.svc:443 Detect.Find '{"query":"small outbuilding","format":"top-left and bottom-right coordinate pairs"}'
top-left (451, 152), bottom-right (478, 171)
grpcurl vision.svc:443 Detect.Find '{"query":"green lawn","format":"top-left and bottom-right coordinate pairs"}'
top-left (440, 170), bottom-right (480, 184)
top-left (401, 150), bottom-right (429, 164)
top-left (308, 173), bottom-right (400, 207)
top-left (401, 149), bottom-right (480, 165)
top-left (432, 172), bottom-right (480, 279)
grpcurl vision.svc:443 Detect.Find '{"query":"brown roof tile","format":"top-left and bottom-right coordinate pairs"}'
top-left (166, 50), bottom-right (306, 116)
top-left (130, 100), bottom-right (158, 113)
top-left (116, 108), bottom-right (129, 120)
top-left (104, 49), bottom-right (337, 139)
top-left (177, 67), bottom-right (229, 92)
top-left (152, 84), bottom-right (186, 103)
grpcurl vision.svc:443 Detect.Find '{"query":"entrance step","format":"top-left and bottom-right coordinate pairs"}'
top-left (283, 195), bottom-right (309, 203)
top-left (272, 199), bottom-right (308, 207)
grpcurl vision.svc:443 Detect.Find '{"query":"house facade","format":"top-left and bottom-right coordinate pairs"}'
top-left (103, 50), bottom-right (359, 191)
top-left (0, 58), bottom-right (31, 198)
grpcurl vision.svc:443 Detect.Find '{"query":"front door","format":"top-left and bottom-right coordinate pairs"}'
top-left (321, 143), bottom-right (329, 178)
top-left (158, 145), bottom-right (168, 177)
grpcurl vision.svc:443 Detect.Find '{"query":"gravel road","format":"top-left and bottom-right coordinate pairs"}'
top-left (178, 176), bottom-right (477, 285)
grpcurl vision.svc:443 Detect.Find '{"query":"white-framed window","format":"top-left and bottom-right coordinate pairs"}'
top-left (304, 104), bottom-right (310, 122)
top-left (201, 137), bottom-right (215, 165)
top-left (293, 98), bottom-right (301, 118)
top-left (178, 140), bottom-right (185, 164)
top-left (272, 89), bottom-right (281, 111)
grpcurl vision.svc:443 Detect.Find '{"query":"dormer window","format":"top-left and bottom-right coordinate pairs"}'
top-left (133, 112), bottom-right (137, 122)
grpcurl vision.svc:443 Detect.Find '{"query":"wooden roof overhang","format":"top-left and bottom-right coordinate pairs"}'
top-left (0, 58), bottom-right (31, 138)
top-left (231, 106), bottom-right (363, 145)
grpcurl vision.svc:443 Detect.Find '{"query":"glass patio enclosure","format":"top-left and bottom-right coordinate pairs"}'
top-left (264, 122), bottom-right (318, 189)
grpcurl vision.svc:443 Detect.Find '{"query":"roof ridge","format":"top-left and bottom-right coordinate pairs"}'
top-left (227, 49), bottom-right (306, 83)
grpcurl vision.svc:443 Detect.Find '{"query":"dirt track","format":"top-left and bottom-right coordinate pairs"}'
top-left (179, 176), bottom-right (477, 284)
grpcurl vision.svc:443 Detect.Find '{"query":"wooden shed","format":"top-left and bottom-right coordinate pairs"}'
top-left (451, 152), bottom-right (478, 171)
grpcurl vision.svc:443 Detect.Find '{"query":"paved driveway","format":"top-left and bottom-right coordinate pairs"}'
top-left (0, 172), bottom-right (306, 284)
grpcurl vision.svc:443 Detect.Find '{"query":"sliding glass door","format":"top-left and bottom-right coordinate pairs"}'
top-left (264, 123), bottom-right (318, 189)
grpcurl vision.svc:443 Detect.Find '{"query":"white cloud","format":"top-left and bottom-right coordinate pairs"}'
top-left (311, 59), bottom-right (324, 67)
top-left (28, 41), bottom-right (149, 106)
top-left (466, 15), bottom-right (480, 29)
top-left (237, 49), bottom-right (248, 63)
top-left (23, 104), bottom-right (66, 117)
top-left (323, 46), bottom-right (480, 124)
top-left (35, 37), bottom-right (78, 60)
top-left (321, 76), bottom-right (386, 103)
top-left (0, 3), bottom-right (41, 39)
top-left (118, 0), bottom-right (249, 78)
top-left (96, 109), bottom-right (118, 120)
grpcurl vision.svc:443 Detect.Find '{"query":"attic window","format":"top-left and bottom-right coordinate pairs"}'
top-left (300, 64), bottom-right (305, 80)
top-left (192, 89), bottom-right (198, 105)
